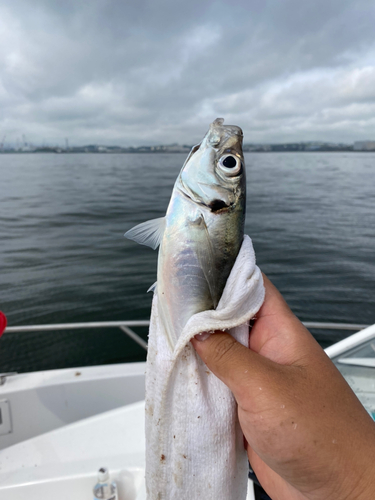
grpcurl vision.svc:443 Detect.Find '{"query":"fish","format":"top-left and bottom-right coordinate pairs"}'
top-left (125, 118), bottom-right (246, 349)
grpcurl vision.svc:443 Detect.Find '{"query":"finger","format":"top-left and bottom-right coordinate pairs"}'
top-left (191, 331), bottom-right (276, 401)
top-left (257, 273), bottom-right (294, 320)
top-left (249, 274), bottom-right (321, 364)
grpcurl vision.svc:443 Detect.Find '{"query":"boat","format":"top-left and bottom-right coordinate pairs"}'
top-left (0, 320), bottom-right (374, 500)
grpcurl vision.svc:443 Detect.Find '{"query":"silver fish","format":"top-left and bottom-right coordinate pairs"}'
top-left (125, 118), bottom-right (246, 349)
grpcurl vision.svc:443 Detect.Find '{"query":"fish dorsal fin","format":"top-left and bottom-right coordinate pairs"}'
top-left (147, 281), bottom-right (157, 293)
top-left (124, 217), bottom-right (166, 250)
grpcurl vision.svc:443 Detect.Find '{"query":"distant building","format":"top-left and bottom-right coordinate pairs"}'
top-left (353, 141), bottom-right (375, 151)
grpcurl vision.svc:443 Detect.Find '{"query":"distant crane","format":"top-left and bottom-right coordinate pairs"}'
top-left (0, 135), bottom-right (6, 151)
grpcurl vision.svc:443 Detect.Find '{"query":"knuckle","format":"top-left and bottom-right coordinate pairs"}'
top-left (211, 335), bottom-right (238, 365)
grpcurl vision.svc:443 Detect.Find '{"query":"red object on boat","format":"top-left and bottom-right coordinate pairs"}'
top-left (0, 312), bottom-right (7, 337)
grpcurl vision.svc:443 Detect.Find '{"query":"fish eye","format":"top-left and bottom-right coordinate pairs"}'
top-left (222, 156), bottom-right (237, 168)
top-left (217, 154), bottom-right (242, 177)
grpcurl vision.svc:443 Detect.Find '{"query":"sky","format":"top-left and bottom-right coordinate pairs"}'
top-left (1, 0), bottom-right (375, 147)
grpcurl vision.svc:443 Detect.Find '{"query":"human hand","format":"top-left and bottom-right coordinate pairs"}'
top-left (191, 275), bottom-right (375, 500)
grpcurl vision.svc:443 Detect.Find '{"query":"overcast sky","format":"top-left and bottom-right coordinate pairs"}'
top-left (1, 0), bottom-right (375, 146)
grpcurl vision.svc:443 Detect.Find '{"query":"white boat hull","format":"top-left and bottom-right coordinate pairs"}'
top-left (3, 322), bottom-right (375, 499)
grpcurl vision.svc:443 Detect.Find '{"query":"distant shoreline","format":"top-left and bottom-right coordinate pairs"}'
top-left (1, 149), bottom-right (375, 154)
top-left (1, 140), bottom-right (375, 154)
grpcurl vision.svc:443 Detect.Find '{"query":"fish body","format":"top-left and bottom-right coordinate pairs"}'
top-left (125, 118), bottom-right (246, 349)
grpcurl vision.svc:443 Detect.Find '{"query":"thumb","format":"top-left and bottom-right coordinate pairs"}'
top-left (191, 331), bottom-right (276, 404)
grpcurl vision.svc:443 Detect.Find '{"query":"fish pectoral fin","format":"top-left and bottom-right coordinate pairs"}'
top-left (124, 217), bottom-right (166, 250)
top-left (189, 212), bottom-right (220, 308)
top-left (147, 281), bottom-right (157, 293)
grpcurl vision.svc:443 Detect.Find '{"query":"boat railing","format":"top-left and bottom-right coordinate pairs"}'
top-left (5, 321), bottom-right (150, 351)
top-left (1, 321), bottom-right (374, 384)
top-left (4, 321), bottom-right (371, 353)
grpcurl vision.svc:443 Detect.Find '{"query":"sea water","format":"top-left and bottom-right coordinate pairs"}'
top-left (0, 152), bottom-right (374, 372)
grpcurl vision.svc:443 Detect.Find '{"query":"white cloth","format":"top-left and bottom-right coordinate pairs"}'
top-left (145, 235), bottom-right (265, 500)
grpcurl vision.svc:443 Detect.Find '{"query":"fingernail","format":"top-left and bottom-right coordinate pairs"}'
top-left (194, 332), bottom-right (211, 342)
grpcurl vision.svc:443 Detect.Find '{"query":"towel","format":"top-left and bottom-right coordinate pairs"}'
top-left (145, 235), bottom-right (265, 500)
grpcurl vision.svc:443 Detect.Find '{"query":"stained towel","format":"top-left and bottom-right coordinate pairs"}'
top-left (145, 235), bottom-right (265, 500)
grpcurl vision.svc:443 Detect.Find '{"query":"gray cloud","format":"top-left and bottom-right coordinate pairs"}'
top-left (1, 0), bottom-right (375, 146)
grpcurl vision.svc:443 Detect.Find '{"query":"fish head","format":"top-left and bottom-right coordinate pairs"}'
top-left (177, 118), bottom-right (246, 214)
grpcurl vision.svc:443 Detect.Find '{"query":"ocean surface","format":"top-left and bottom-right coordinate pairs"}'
top-left (1, 152), bottom-right (374, 373)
